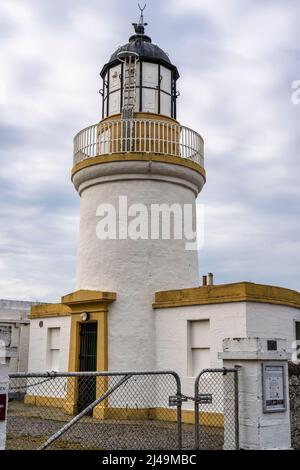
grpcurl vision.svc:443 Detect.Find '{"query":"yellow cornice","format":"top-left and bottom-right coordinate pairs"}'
top-left (29, 290), bottom-right (116, 319)
top-left (61, 289), bottom-right (116, 306)
top-left (99, 112), bottom-right (179, 126)
top-left (71, 153), bottom-right (206, 181)
top-left (62, 289), bottom-right (117, 314)
top-left (29, 303), bottom-right (71, 319)
top-left (153, 282), bottom-right (300, 310)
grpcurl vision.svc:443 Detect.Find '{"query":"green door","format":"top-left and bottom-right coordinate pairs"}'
top-left (78, 322), bottom-right (97, 413)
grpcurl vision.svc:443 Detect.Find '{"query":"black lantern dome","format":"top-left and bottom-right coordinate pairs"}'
top-left (100, 7), bottom-right (180, 120)
top-left (101, 31), bottom-right (179, 80)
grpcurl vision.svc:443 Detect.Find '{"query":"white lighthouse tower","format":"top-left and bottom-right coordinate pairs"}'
top-left (27, 9), bottom-right (206, 384)
top-left (72, 9), bottom-right (206, 372)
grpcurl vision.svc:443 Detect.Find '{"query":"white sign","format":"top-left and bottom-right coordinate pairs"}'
top-left (262, 364), bottom-right (286, 413)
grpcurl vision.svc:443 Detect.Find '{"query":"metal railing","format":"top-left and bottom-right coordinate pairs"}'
top-left (73, 119), bottom-right (204, 167)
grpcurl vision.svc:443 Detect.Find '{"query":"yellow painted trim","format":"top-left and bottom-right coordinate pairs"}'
top-left (71, 153), bottom-right (206, 181)
top-left (153, 408), bottom-right (223, 427)
top-left (29, 303), bottom-right (71, 319)
top-left (29, 290), bottom-right (116, 320)
top-left (23, 397), bottom-right (223, 427)
top-left (93, 407), bottom-right (154, 421)
top-left (62, 289), bottom-right (116, 306)
top-left (65, 291), bottom-right (114, 409)
top-left (153, 281), bottom-right (300, 310)
top-left (68, 311), bottom-right (109, 372)
top-left (65, 312), bottom-right (109, 412)
top-left (24, 394), bottom-right (66, 408)
top-left (99, 112), bottom-right (180, 126)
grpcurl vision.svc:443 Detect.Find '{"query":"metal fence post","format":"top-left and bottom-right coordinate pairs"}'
top-left (0, 362), bottom-right (9, 450)
top-left (234, 367), bottom-right (240, 450)
top-left (194, 375), bottom-right (200, 450)
top-left (174, 374), bottom-right (182, 450)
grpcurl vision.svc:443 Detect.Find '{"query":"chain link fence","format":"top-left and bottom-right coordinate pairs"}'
top-left (194, 368), bottom-right (239, 450)
top-left (7, 369), bottom-right (239, 450)
top-left (7, 371), bottom-right (186, 450)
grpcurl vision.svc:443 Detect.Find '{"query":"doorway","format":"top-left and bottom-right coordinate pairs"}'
top-left (77, 322), bottom-right (97, 413)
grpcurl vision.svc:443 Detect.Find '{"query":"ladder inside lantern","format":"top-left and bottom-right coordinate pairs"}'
top-left (122, 54), bottom-right (138, 119)
top-left (120, 54), bottom-right (139, 151)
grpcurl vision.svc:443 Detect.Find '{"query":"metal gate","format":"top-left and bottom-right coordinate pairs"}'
top-left (194, 368), bottom-right (239, 450)
top-left (7, 371), bottom-right (183, 450)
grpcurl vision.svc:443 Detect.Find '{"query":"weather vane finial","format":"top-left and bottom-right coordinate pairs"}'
top-left (132, 3), bottom-right (148, 35)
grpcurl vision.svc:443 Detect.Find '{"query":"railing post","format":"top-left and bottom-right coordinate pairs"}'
top-left (194, 375), bottom-right (200, 450)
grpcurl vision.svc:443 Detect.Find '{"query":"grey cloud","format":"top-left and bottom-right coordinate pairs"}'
top-left (0, 0), bottom-right (299, 301)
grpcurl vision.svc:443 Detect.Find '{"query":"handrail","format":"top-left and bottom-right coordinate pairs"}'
top-left (73, 119), bottom-right (204, 167)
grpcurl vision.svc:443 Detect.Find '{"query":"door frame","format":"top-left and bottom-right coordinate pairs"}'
top-left (61, 290), bottom-right (116, 415)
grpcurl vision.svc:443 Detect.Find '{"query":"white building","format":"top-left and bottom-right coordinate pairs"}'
top-left (27, 13), bottom-right (300, 418)
top-left (0, 300), bottom-right (33, 374)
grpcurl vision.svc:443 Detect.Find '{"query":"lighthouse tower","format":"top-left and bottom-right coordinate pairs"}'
top-left (71, 10), bottom-right (206, 372)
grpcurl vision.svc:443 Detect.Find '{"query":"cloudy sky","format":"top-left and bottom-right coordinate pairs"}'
top-left (0, 0), bottom-right (299, 302)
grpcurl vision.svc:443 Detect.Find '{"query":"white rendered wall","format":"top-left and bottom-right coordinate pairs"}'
top-left (73, 161), bottom-right (204, 371)
top-left (17, 325), bottom-right (30, 372)
top-left (155, 302), bottom-right (247, 407)
top-left (246, 302), bottom-right (300, 355)
top-left (155, 300), bottom-right (300, 412)
top-left (27, 316), bottom-right (71, 373)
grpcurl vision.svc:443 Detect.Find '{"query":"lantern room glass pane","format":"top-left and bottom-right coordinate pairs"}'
top-left (103, 72), bottom-right (108, 98)
top-left (142, 62), bottom-right (159, 87)
top-left (109, 90), bottom-right (121, 115)
top-left (142, 88), bottom-right (158, 113)
top-left (160, 92), bottom-right (172, 117)
top-left (109, 65), bottom-right (121, 92)
top-left (160, 66), bottom-right (171, 93)
top-left (134, 88), bottom-right (140, 112)
top-left (135, 62), bottom-right (141, 85)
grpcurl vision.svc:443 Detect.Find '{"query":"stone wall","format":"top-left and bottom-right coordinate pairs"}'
top-left (289, 362), bottom-right (300, 449)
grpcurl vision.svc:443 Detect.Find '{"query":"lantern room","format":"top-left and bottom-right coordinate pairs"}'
top-left (99, 7), bottom-right (180, 120)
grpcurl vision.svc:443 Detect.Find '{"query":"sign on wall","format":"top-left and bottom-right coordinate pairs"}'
top-left (262, 363), bottom-right (286, 413)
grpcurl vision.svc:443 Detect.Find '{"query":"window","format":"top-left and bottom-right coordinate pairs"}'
top-left (47, 328), bottom-right (60, 372)
top-left (188, 320), bottom-right (210, 376)
top-left (296, 321), bottom-right (300, 342)
top-left (0, 325), bottom-right (11, 347)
